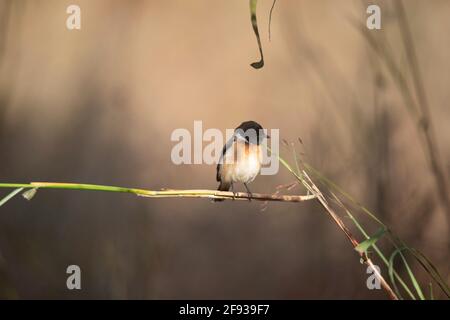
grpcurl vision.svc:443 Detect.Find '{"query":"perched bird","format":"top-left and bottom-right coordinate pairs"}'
top-left (215, 121), bottom-right (269, 201)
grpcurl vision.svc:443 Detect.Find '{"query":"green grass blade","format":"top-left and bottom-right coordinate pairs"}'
top-left (266, 147), bottom-right (304, 181)
top-left (304, 163), bottom-right (386, 226)
top-left (399, 251), bottom-right (425, 300)
top-left (338, 197), bottom-right (416, 299)
top-left (0, 188), bottom-right (24, 207)
top-left (388, 248), bottom-right (406, 299)
top-left (409, 248), bottom-right (450, 298)
top-left (389, 247), bottom-right (425, 300)
top-left (303, 162), bottom-right (449, 298)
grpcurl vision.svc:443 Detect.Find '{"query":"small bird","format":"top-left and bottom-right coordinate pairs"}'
top-left (215, 121), bottom-right (269, 201)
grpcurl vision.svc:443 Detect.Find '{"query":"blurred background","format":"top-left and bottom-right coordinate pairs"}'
top-left (0, 0), bottom-right (449, 299)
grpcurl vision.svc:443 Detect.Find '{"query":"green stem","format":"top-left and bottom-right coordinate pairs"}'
top-left (343, 205), bottom-right (416, 300)
top-left (271, 148), bottom-right (418, 300)
top-left (0, 182), bottom-right (147, 194)
top-left (0, 182), bottom-right (315, 202)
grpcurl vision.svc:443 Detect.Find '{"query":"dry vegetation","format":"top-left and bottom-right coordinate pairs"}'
top-left (0, 0), bottom-right (449, 299)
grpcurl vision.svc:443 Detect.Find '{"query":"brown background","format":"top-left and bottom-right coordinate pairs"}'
top-left (0, 0), bottom-right (449, 299)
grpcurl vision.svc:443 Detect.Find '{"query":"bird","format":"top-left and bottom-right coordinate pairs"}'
top-left (215, 121), bottom-right (269, 201)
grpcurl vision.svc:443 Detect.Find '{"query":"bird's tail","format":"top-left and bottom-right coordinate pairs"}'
top-left (214, 181), bottom-right (231, 202)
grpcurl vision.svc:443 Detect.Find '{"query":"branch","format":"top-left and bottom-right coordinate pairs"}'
top-left (0, 182), bottom-right (316, 202)
top-left (300, 172), bottom-right (399, 300)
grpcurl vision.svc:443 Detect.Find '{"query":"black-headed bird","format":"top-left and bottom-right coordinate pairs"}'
top-left (215, 121), bottom-right (269, 201)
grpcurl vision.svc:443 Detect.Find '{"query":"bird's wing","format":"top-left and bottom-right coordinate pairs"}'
top-left (216, 135), bottom-right (235, 181)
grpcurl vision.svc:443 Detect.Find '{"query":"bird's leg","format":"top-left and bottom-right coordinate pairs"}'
top-left (231, 183), bottom-right (236, 200)
top-left (243, 183), bottom-right (253, 201)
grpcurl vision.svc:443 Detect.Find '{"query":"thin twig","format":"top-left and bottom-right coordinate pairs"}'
top-left (0, 182), bottom-right (316, 203)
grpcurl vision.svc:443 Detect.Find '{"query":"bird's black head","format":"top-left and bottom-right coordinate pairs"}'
top-left (234, 121), bottom-right (269, 145)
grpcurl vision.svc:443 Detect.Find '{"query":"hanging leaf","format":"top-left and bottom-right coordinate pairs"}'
top-left (268, 0), bottom-right (277, 41)
top-left (355, 227), bottom-right (386, 254)
top-left (249, 0), bottom-right (264, 69)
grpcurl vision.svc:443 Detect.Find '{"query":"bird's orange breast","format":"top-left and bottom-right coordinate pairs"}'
top-left (220, 141), bottom-right (262, 184)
